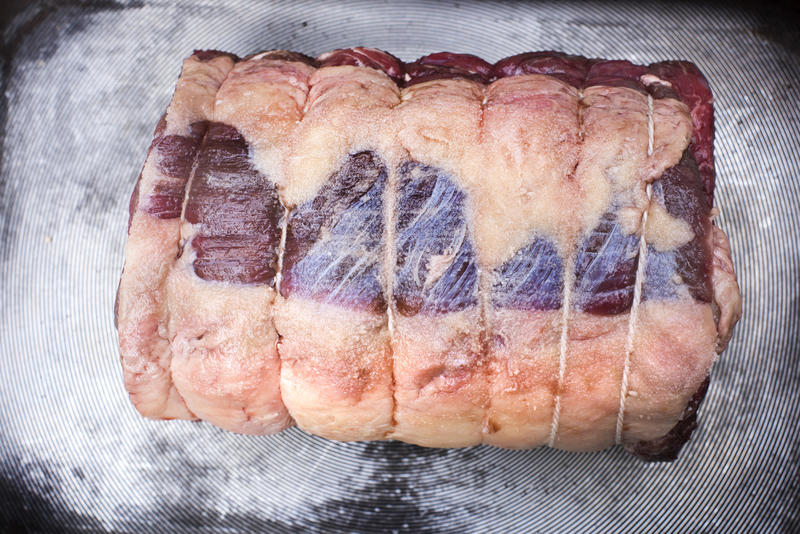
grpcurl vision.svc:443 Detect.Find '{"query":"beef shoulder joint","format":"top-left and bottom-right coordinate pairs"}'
top-left (115, 48), bottom-right (742, 460)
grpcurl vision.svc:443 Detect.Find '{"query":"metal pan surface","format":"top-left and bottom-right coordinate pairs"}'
top-left (1, 1), bottom-right (798, 532)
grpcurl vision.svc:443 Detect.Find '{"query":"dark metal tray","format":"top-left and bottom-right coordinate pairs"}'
top-left (1, 1), bottom-right (798, 532)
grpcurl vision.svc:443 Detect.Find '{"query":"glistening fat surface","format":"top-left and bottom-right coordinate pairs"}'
top-left (0, 1), bottom-right (798, 532)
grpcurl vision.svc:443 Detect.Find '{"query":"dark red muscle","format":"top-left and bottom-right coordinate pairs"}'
top-left (142, 120), bottom-right (208, 220)
top-left (648, 61), bottom-right (715, 201)
top-left (644, 150), bottom-right (713, 303)
top-left (318, 48), bottom-right (404, 83)
top-left (573, 211), bottom-right (640, 315)
top-left (491, 236), bottom-right (563, 311)
top-left (184, 122), bottom-right (283, 286)
top-left (585, 60), bottom-right (647, 93)
top-left (192, 49), bottom-right (240, 62)
top-left (492, 51), bottom-right (595, 86)
top-left (405, 52), bottom-right (493, 86)
top-left (393, 161), bottom-right (479, 316)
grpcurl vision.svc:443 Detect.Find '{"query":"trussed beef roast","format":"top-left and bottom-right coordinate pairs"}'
top-left (117, 48), bottom-right (742, 460)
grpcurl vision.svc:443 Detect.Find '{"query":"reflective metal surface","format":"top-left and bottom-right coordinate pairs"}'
top-left (1, 1), bottom-right (798, 532)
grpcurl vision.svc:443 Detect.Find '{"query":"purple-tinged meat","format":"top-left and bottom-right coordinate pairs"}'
top-left (274, 51), bottom-right (400, 442)
top-left (143, 180), bottom-right (185, 220)
top-left (317, 47), bottom-right (404, 83)
top-left (164, 52), bottom-right (314, 436)
top-left (405, 52), bottom-right (493, 86)
top-left (153, 120), bottom-right (208, 179)
top-left (281, 151), bottom-right (387, 313)
top-left (183, 122), bottom-right (283, 286)
top-left (141, 120), bottom-right (208, 220)
top-left (393, 161), bottom-right (479, 316)
top-left (241, 50), bottom-right (318, 66)
top-left (491, 237), bottom-right (563, 310)
top-left (492, 51), bottom-right (595, 86)
top-left (478, 65), bottom-right (582, 449)
top-left (390, 65), bottom-right (488, 448)
top-left (573, 211), bottom-right (640, 315)
top-left (585, 60), bottom-right (647, 93)
top-left (193, 49), bottom-right (240, 62)
top-left (643, 77), bottom-right (681, 101)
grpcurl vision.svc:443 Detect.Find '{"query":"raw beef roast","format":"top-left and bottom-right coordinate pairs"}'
top-left (116, 48), bottom-right (742, 460)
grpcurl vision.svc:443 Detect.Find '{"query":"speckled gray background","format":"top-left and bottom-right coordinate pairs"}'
top-left (1, 1), bottom-right (798, 532)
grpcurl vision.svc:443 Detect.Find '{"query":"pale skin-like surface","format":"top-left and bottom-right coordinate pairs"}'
top-left (648, 95), bottom-right (694, 182)
top-left (165, 56), bottom-right (234, 138)
top-left (476, 76), bottom-right (578, 448)
top-left (475, 75), bottom-right (581, 265)
top-left (284, 65), bottom-right (400, 205)
top-left (550, 83), bottom-right (701, 451)
top-left (118, 52), bottom-right (743, 451)
top-left (576, 85), bottom-right (649, 237)
top-left (117, 53), bottom-right (234, 420)
top-left (118, 214), bottom-right (192, 419)
top-left (391, 311), bottom-right (487, 447)
top-left (483, 310), bottom-right (559, 448)
top-left (554, 313), bottom-right (630, 451)
top-left (622, 300), bottom-right (717, 442)
top-left (167, 265), bottom-right (290, 434)
top-left (214, 53), bottom-right (315, 186)
top-left (645, 202), bottom-right (695, 252)
top-left (275, 298), bottom-right (393, 440)
top-left (165, 54), bottom-right (313, 434)
top-left (395, 77), bottom-right (483, 179)
top-left (615, 85), bottom-right (720, 445)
